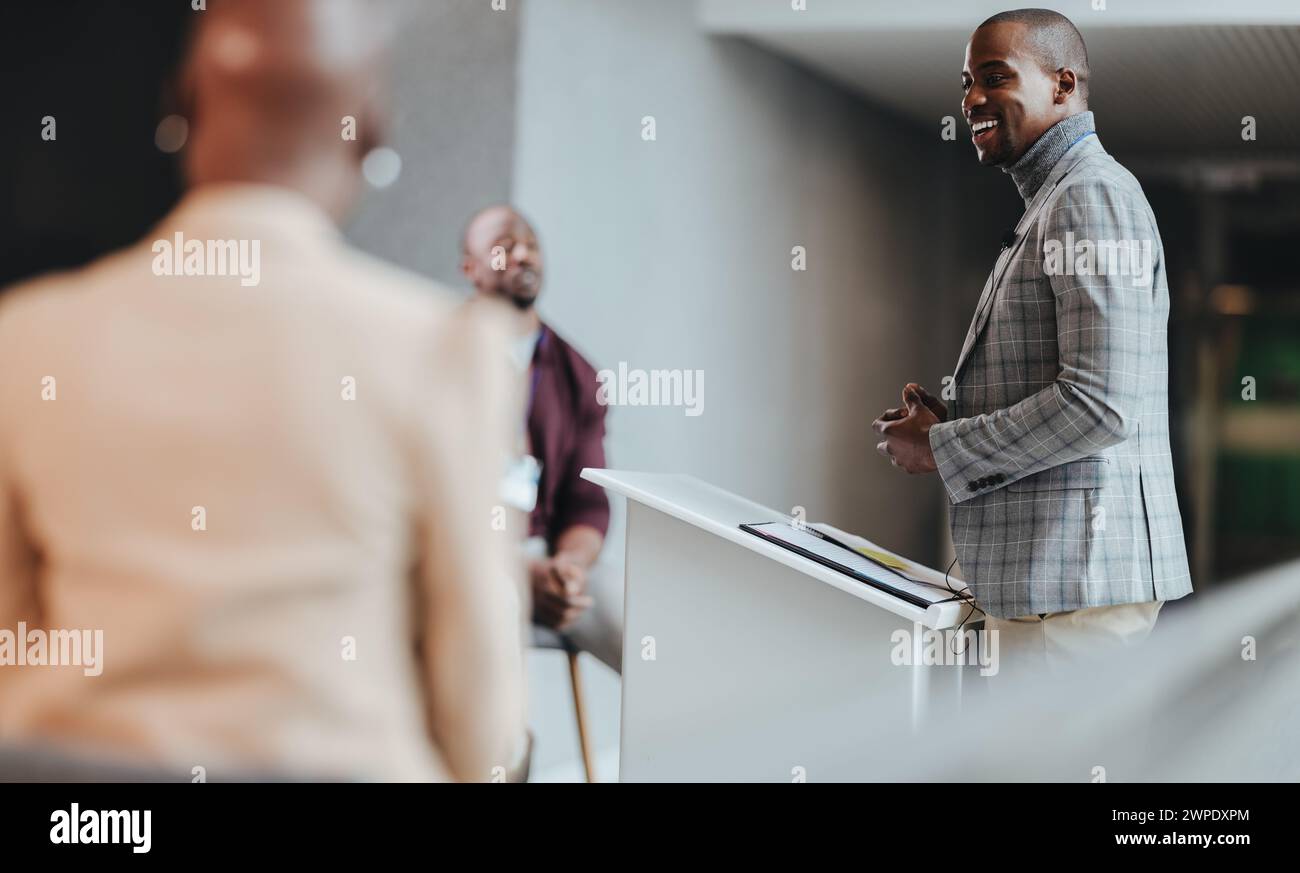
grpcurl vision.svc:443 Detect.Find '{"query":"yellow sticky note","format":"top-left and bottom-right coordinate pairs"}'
top-left (855, 546), bottom-right (910, 571)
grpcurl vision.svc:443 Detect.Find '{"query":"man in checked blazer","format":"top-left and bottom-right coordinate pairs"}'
top-left (874, 9), bottom-right (1192, 677)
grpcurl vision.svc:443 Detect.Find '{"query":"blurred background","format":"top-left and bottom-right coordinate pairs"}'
top-left (3, 0), bottom-right (1298, 780)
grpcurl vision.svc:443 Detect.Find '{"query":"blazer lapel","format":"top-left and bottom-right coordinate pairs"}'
top-left (949, 139), bottom-right (1101, 381)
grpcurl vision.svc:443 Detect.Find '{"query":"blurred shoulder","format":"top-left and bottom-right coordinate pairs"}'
top-left (0, 248), bottom-right (135, 346)
top-left (330, 246), bottom-right (460, 326)
top-left (543, 324), bottom-right (602, 381)
top-left (542, 324), bottom-right (605, 421)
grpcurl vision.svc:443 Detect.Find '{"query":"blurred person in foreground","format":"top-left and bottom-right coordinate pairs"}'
top-left (0, 0), bottom-right (526, 781)
top-left (461, 206), bottom-right (623, 673)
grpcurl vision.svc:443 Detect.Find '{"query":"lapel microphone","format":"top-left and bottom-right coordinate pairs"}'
top-left (1000, 227), bottom-right (1018, 250)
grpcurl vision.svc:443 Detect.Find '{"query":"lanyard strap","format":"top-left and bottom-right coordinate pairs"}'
top-left (526, 326), bottom-right (547, 421)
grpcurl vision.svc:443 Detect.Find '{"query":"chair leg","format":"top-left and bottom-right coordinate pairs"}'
top-left (566, 650), bottom-right (596, 783)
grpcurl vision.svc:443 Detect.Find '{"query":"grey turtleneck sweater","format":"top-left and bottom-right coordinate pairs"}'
top-left (1003, 110), bottom-right (1096, 204)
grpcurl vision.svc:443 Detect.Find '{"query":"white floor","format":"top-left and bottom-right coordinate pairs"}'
top-left (526, 648), bottom-right (622, 783)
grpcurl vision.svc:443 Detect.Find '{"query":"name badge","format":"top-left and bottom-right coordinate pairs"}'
top-left (500, 454), bottom-right (542, 512)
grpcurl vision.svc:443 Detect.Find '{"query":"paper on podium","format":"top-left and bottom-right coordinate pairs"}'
top-left (810, 521), bottom-right (967, 592)
top-left (740, 520), bottom-right (970, 629)
top-left (743, 521), bottom-right (959, 604)
top-left (808, 520), bottom-right (972, 629)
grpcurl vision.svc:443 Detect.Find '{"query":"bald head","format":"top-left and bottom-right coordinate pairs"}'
top-left (978, 8), bottom-right (1089, 102)
top-left (179, 0), bottom-right (398, 219)
top-left (461, 206), bottom-right (544, 310)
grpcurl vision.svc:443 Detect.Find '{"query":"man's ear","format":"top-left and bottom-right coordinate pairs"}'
top-left (1055, 68), bottom-right (1078, 104)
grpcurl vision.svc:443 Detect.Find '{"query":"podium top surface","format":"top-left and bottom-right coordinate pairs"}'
top-left (581, 469), bottom-right (961, 628)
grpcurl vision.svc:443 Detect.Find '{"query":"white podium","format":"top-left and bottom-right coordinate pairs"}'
top-left (582, 469), bottom-right (971, 782)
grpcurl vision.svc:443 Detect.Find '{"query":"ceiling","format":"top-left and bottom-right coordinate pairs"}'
top-left (699, 0), bottom-right (1300, 178)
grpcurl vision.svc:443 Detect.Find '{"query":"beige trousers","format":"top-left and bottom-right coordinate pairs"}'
top-left (981, 601), bottom-right (1164, 688)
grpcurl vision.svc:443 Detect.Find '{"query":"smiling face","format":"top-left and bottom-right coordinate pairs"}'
top-left (961, 21), bottom-right (1070, 167)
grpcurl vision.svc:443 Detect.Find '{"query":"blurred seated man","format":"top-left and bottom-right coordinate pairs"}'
top-left (0, 0), bottom-right (526, 782)
top-left (461, 206), bottom-right (624, 673)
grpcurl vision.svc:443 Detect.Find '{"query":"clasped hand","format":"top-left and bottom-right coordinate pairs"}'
top-left (872, 382), bottom-right (946, 475)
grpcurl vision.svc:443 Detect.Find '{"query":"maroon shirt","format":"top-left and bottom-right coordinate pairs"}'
top-left (526, 323), bottom-right (610, 551)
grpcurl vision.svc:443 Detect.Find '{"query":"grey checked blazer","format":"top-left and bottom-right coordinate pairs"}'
top-left (929, 134), bottom-right (1193, 619)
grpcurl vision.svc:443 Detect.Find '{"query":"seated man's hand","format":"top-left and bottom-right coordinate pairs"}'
top-left (873, 386), bottom-right (940, 474)
top-left (528, 555), bottom-right (594, 631)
